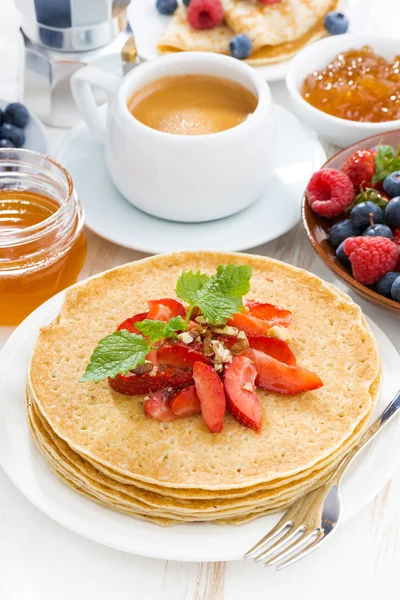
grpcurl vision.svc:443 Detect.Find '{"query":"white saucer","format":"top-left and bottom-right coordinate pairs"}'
top-left (128, 0), bottom-right (372, 82)
top-left (56, 105), bottom-right (326, 254)
top-left (0, 295), bottom-right (398, 562)
top-left (0, 99), bottom-right (48, 155)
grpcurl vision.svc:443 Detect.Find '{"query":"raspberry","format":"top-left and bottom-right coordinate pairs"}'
top-left (187, 0), bottom-right (223, 29)
top-left (306, 169), bottom-right (355, 217)
top-left (343, 236), bottom-right (399, 285)
top-left (341, 149), bottom-right (376, 192)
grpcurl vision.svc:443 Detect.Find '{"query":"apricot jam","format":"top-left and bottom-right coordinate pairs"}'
top-left (302, 46), bottom-right (400, 123)
top-left (0, 150), bottom-right (86, 325)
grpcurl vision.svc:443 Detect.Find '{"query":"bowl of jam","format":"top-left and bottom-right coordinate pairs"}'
top-left (0, 149), bottom-right (87, 325)
top-left (287, 34), bottom-right (400, 147)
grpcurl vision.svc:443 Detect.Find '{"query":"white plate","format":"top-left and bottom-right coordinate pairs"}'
top-left (56, 105), bottom-right (326, 254)
top-left (0, 99), bottom-right (48, 155)
top-left (128, 0), bottom-right (372, 82)
top-left (0, 287), bottom-right (399, 562)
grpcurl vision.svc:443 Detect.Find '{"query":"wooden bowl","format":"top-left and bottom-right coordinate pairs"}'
top-left (302, 129), bottom-right (400, 314)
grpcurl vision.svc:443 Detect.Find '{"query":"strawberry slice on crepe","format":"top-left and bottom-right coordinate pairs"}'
top-left (248, 335), bottom-right (296, 366)
top-left (147, 298), bottom-right (186, 321)
top-left (224, 355), bottom-right (261, 432)
top-left (243, 348), bottom-right (323, 395)
top-left (193, 362), bottom-right (226, 433)
top-left (170, 386), bottom-right (201, 417)
top-left (157, 343), bottom-right (211, 369)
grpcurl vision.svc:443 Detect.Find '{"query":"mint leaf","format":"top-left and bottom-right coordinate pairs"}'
top-left (345, 186), bottom-right (388, 213)
top-left (136, 317), bottom-right (185, 343)
top-left (80, 330), bottom-right (150, 383)
top-left (164, 316), bottom-right (186, 338)
top-left (372, 144), bottom-right (400, 185)
top-left (176, 264), bottom-right (252, 325)
top-left (135, 319), bottom-right (169, 343)
top-left (176, 270), bottom-right (210, 305)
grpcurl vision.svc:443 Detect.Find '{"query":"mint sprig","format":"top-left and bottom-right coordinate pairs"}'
top-left (176, 264), bottom-right (252, 325)
top-left (372, 144), bottom-right (400, 185)
top-left (80, 331), bottom-right (150, 383)
top-left (135, 316), bottom-right (185, 343)
top-left (345, 186), bottom-right (388, 213)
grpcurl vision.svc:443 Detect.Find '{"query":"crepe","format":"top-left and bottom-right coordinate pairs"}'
top-left (157, 0), bottom-right (339, 66)
top-left (29, 252), bottom-right (380, 495)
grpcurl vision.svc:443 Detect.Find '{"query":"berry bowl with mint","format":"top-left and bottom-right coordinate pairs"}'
top-left (302, 130), bottom-right (400, 313)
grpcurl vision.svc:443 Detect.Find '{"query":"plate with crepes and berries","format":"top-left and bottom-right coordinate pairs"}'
top-left (1, 251), bottom-right (399, 561)
top-left (303, 131), bottom-right (400, 313)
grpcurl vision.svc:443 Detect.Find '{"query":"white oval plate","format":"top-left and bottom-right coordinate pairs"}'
top-left (128, 0), bottom-right (372, 82)
top-left (0, 99), bottom-right (48, 155)
top-left (56, 105), bottom-right (326, 254)
top-left (0, 286), bottom-right (399, 562)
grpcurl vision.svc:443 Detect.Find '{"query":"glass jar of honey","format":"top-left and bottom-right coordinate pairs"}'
top-left (0, 148), bottom-right (87, 325)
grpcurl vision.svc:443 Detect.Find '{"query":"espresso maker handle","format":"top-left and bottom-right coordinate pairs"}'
top-left (70, 67), bottom-right (121, 143)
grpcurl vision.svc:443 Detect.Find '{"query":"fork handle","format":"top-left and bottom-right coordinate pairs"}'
top-left (332, 389), bottom-right (400, 485)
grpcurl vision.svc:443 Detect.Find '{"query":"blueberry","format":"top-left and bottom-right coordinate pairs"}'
top-left (0, 123), bottom-right (25, 147)
top-left (391, 276), bottom-right (400, 302)
top-left (350, 201), bottom-right (383, 230)
top-left (324, 11), bottom-right (349, 35)
top-left (386, 197), bottom-right (400, 229)
top-left (328, 220), bottom-right (357, 248)
top-left (4, 102), bottom-right (30, 128)
top-left (229, 34), bottom-right (252, 60)
top-left (383, 171), bottom-right (400, 198)
top-left (182, 0), bottom-right (191, 5)
top-left (156, 0), bottom-right (178, 15)
top-left (377, 272), bottom-right (400, 298)
top-left (336, 241), bottom-right (351, 268)
top-left (0, 138), bottom-right (15, 149)
top-left (363, 223), bottom-right (393, 239)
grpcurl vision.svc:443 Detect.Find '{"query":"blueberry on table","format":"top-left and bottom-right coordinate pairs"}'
top-left (182, 0), bottom-right (191, 5)
top-left (0, 138), bottom-right (15, 149)
top-left (230, 34), bottom-right (252, 60)
top-left (363, 224), bottom-right (393, 239)
top-left (386, 197), bottom-right (400, 228)
top-left (156, 0), bottom-right (178, 15)
top-left (328, 220), bottom-right (357, 248)
top-left (336, 241), bottom-right (351, 268)
top-left (4, 102), bottom-right (30, 128)
top-left (324, 11), bottom-right (349, 35)
top-left (0, 123), bottom-right (25, 147)
top-left (377, 272), bottom-right (400, 298)
top-left (350, 201), bottom-right (383, 230)
top-left (391, 276), bottom-right (400, 302)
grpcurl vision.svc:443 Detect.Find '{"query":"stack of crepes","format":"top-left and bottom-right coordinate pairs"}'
top-left (157, 0), bottom-right (339, 66)
top-left (27, 252), bottom-right (381, 526)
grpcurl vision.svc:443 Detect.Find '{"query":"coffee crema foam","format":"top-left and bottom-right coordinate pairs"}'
top-left (127, 75), bottom-right (258, 135)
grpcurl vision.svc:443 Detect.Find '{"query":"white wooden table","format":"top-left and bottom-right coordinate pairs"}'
top-left (1, 1), bottom-right (399, 598)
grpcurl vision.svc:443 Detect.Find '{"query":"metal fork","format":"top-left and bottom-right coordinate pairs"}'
top-left (245, 389), bottom-right (400, 570)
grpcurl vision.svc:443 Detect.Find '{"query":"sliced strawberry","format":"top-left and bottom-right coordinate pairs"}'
top-left (144, 390), bottom-right (177, 422)
top-left (157, 343), bottom-right (211, 369)
top-left (248, 336), bottom-right (296, 366)
top-left (243, 349), bottom-right (323, 395)
top-left (193, 362), bottom-right (226, 433)
top-left (246, 300), bottom-right (292, 327)
top-left (170, 386), bottom-right (201, 417)
top-left (118, 311), bottom-right (148, 334)
top-left (147, 298), bottom-right (186, 321)
top-left (227, 313), bottom-right (273, 336)
top-left (109, 365), bottom-right (193, 396)
top-left (223, 356), bottom-right (261, 432)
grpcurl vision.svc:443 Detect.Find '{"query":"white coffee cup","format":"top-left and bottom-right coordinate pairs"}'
top-left (71, 52), bottom-right (275, 223)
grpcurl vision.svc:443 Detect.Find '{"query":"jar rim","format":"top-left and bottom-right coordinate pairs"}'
top-left (0, 148), bottom-right (74, 243)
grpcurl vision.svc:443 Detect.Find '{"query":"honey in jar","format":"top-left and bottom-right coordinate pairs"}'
top-left (0, 150), bottom-right (87, 325)
top-left (302, 46), bottom-right (400, 123)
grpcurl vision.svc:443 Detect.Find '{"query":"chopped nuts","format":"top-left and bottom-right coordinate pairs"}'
top-left (229, 336), bottom-right (249, 355)
top-left (242, 382), bottom-right (255, 392)
top-left (237, 330), bottom-right (247, 340)
top-left (178, 331), bottom-right (196, 345)
top-left (195, 316), bottom-right (208, 324)
top-left (202, 333), bottom-right (214, 357)
top-left (267, 325), bottom-right (292, 342)
top-left (211, 340), bottom-right (232, 364)
top-left (213, 325), bottom-right (239, 336)
top-left (132, 362), bottom-right (153, 375)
